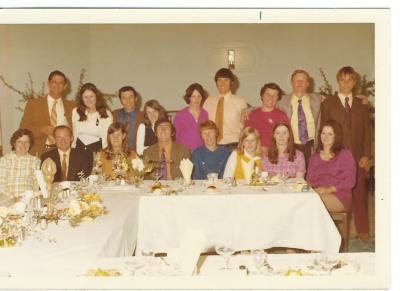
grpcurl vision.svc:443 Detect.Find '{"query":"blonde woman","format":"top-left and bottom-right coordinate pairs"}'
top-left (223, 127), bottom-right (262, 180)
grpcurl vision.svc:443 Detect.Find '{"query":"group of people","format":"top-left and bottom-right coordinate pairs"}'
top-left (0, 66), bottom-right (372, 240)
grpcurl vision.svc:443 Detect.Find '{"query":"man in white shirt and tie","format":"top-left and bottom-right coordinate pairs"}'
top-left (20, 70), bottom-right (75, 157)
top-left (203, 68), bottom-right (248, 151)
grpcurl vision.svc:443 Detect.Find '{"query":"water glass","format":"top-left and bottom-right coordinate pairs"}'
top-left (251, 249), bottom-right (266, 274)
top-left (215, 244), bottom-right (235, 270)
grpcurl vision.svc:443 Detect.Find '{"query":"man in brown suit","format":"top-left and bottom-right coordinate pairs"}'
top-left (143, 118), bottom-right (190, 180)
top-left (112, 86), bottom-right (144, 152)
top-left (320, 66), bottom-right (372, 240)
top-left (20, 70), bottom-right (75, 157)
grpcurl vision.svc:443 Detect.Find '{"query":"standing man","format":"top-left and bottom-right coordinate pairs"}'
top-left (320, 66), bottom-right (372, 240)
top-left (41, 125), bottom-right (92, 182)
top-left (143, 118), bottom-right (190, 180)
top-left (203, 68), bottom-right (247, 151)
top-left (20, 70), bottom-right (75, 157)
top-left (112, 86), bottom-right (143, 151)
top-left (277, 69), bottom-right (322, 166)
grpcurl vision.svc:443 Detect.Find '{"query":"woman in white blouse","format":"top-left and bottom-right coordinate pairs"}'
top-left (136, 99), bottom-right (168, 155)
top-left (72, 83), bottom-right (112, 157)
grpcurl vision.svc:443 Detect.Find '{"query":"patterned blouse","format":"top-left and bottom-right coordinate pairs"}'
top-left (261, 150), bottom-right (305, 177)
top-left (0, 152), bottom-right (41, 196)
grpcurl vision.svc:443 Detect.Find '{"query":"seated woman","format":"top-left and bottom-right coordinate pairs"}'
top-left (98, 122), bottom-right (137, 181)
top-left (307, 120), bottom-right (356, 212)
top-left (0, 129), bottom-right (41, 197)
top-left (72, 83), bottom-right (113, 157)
top-left (261, 123), bottom-right (305, 178)
top-left (173, 83), bottom-right (208, 151)
top-left (223, 127), bottom-right (262, 180)
top-left (136, 100), bottom-right (168, 156)
top-left (191, 120), bottom-right (230, 180)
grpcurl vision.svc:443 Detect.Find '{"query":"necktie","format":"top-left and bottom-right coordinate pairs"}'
top-left (345, 97), bottom-right (351, 113)
top-left (61, 153), bottom-right (67, 181)
top-left (160, 148), bottom-right (167, 180)
top-left (50, 100), bottom-right (57, 127)
top-left (297, 99), bottom-right (309, 145)
top-left (215, 96), bottom-right (224, 142)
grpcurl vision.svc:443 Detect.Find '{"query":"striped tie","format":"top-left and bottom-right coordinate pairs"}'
top-left (50, 100), bottom-right (57, 127)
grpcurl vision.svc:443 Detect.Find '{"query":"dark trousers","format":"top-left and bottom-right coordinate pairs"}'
top-left (76, 138), bottom-right (102, 159)
top-left (294, 140), bottom-right (314, 169)
top-left (352, 166), bottom-right (369, 236)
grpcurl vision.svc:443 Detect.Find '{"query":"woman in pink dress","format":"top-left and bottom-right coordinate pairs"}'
top-left (307, 120), bottom-right (356, 212)
top-left (173, 83), bottom-right (208, 151)
top-left (261, 123), bottom-right (305, 178)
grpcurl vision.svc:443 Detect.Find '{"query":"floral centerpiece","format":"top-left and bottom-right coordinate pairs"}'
top-left (130, 157), bottom-right (153, 187)
top-left (111, 153), bottom-right (130, 183)
top-left (67, 190), bottom-right (108, 227)
top-left (0, 206), bottom-right (24, 247)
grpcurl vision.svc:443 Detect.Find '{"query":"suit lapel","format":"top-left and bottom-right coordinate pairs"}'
top-left (52, 150), bottom-right (62, 181)
top-left (41, 97), bottom-right (51, 125)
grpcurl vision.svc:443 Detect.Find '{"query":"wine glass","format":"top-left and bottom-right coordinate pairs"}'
top-left (251, 249), bottom-right (266, 274)
top-left (215, 244), bottom-right (236, 271)
top-left (152, 167), bottom-right (162, 182)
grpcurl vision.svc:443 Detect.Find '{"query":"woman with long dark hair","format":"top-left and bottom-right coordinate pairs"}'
top-left (261, 123), bottom-right (305, 178)
top-left (136, 99), bottom-right (168, 155)
top-left (307, 120), bottom-right (356, 212)
top-left (72, 83), bottom-right (112, 157)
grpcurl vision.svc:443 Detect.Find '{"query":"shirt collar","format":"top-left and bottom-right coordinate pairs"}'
top-left (292, 93), bottom-right (309, 100)
top-left (58, 148), bottom-right (71, 157)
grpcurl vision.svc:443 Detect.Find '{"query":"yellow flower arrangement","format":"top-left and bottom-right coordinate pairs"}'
top-left (68, 192), bottom-right (108, 227)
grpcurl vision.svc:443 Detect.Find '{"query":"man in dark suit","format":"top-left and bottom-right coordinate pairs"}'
top-left (41, 125), bottom-right (92, 182)
top-left (320, 66), bottom-right (372, 240)
top-left (20, 70), bottom-right (75, 157)
top-left (143, 118), bottom-right (190, 180)
top-left (112, 86), bottom-right (144, 151)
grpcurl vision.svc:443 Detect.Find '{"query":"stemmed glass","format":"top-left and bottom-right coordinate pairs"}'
top-left (251, 249), bottom-right (266, 274)
top-left (152, 167), bottom-right (162, 182)
top-left (215, 244), bottom-right (236, 271)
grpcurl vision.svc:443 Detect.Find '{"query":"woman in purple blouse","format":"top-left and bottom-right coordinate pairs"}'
top-left (173, 83), bottom-right (208, 151)
top-left (261, 123), bottom-right (305, 178)
top-left (307, 120), bottom-right (356, 212)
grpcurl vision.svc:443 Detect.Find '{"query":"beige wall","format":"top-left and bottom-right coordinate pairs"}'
top-left (0, 23), bottom-right (374, 152)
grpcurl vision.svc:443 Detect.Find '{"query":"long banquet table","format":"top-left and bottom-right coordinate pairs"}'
top-left (135, 180), bottom-right (341, 254)
top-left (0, 179), bottom-right (341, 277)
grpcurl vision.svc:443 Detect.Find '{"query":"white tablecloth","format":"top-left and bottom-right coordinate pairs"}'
top-left (0, 187), bottom-right (141, 277)
top-left (136, 182), bottom-right (341, 254)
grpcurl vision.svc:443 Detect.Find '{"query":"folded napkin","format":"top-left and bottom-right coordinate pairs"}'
top-left (35, 170), bottom-right (49, 198)
top-left (241, 159), bottom-right (254, 185)
top-left (179, 159), bottom-right (194, 185)
top-left (177, 229), bottom-right (206, 275)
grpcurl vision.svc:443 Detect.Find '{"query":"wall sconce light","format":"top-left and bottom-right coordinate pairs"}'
top-left (227, 49), bottom-right (235, 70)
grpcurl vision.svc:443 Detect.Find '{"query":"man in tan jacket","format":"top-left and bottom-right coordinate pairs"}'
top-left (143, 118), bottom-right (190, 180)
top-left (20, 70), bottom-right (75, 157)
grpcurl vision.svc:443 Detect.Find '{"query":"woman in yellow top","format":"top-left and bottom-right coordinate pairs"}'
top-left (98, 122), bottom-right (137, 180)
top-left (223, 127), bottom-right (262, 180)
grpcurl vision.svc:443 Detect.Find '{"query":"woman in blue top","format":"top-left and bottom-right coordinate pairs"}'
top-left (191, 120), bottom-right (230, 180)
